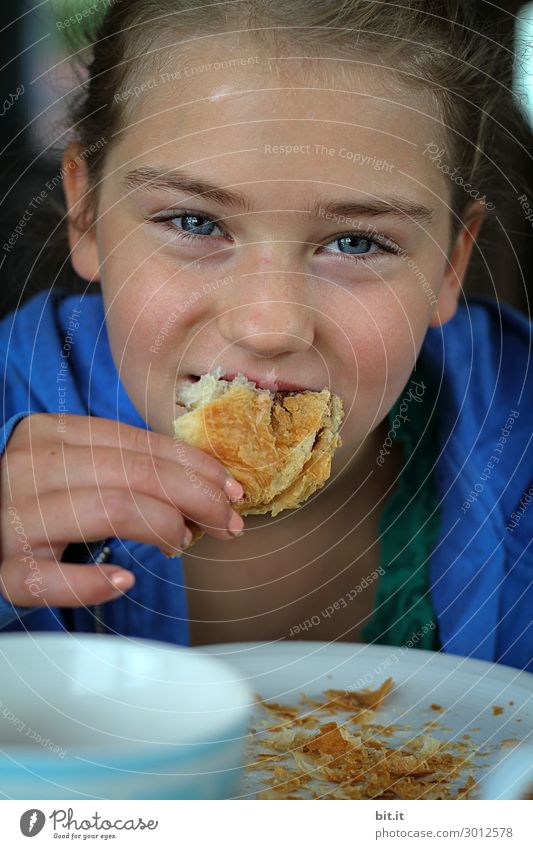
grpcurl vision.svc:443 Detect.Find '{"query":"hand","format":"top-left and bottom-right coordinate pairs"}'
top-left (0, 414), bottom-right (244, 608)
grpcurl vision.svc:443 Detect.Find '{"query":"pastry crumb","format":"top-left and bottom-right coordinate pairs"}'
top-left (247, 679), bottom-right (480, 800)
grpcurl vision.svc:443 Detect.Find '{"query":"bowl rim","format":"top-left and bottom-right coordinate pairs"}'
top-left (0, 632), bottom-right (253, 758)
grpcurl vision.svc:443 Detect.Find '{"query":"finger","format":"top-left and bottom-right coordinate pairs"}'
top-left (22, 443), bottom-right (240, 529)
top-left (0, 556), bottom-right (135, 608)
top-left (19, 414), bottom-right (243, 501)
top-left (11, 487), bottom-right (240, 557)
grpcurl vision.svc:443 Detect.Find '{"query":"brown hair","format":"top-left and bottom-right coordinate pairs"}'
top-left (7, 0), bottom-right (533, 309)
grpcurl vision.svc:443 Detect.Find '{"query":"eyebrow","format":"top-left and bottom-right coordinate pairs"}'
top-left (122, 166), bottom-right (434, 227)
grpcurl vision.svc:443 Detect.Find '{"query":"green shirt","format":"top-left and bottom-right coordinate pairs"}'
top-left (362, 365), bottom-right (441, 651)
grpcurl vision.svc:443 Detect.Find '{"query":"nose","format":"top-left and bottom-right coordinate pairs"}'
top-left (217, 272), bottom-right (315, 359)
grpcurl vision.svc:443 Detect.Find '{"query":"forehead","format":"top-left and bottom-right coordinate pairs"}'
top-left (109, 41), bottom-right (449, 214)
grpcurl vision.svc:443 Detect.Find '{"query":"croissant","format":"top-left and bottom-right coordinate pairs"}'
top-left (173, 369), bottom-right (343, 545)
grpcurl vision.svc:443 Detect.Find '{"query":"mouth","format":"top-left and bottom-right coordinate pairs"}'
top-left (217, 371), bottom-right (311, 393)
top-left (175, 368), bottom-right (321, 412)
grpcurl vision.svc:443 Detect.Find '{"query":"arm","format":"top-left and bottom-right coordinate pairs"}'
top-left (0, 292), bottom-right (243, 631)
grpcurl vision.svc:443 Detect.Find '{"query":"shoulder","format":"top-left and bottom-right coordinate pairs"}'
top-left (421, 297), bottom-right (531, 440)
top-left (0, 287), bottom-right (107, 416)
top-left (421, 296), bottom-right (532, 521)
top-left (423, 300), bottom-right (532, 668)
top-left (423, 296), bottom-right (530, 381)
top-left (0, 286), bottom-right (104, 363)
top-left (446, 296), bottom-right (531, 360)
top-left (0, 286), bottom-right (104, 330)
top-left (0, 285), bottom-right (145, 427)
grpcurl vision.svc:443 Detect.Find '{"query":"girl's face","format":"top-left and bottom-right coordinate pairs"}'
top-left (66, 43), bottom-right (481, 467)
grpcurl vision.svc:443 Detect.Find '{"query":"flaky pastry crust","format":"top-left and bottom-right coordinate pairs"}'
top-left (172, 381), bottom-right (343, 546)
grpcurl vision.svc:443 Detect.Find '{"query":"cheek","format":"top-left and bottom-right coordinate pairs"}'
top-left (328, 285), bottom-right (432, 429)
top-left (100, 249), bottom-right (189, 361)
top-left (97, 214), bottom-right (186, 355)
top-left (101, 273), bottom-right (190, 433)
top-left (335, 285), bottom-right (430, 369)
top-left (105, 285), bottom-right (159, 362)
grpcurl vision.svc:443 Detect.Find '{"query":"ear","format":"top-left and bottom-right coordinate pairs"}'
top-left (62, 142), bottom-right (100, 282)
top-left (429, 202), bottom-right (486, 328)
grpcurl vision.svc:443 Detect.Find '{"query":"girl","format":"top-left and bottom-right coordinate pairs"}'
top-left (0, 0), bottom-right (531, 670)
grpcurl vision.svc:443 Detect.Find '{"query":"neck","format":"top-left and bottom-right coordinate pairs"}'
top-left (328, 416), bottom-right (393, 495)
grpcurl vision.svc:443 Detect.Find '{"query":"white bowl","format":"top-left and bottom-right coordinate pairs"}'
top-left (0, 633), bottom-right (252, 799)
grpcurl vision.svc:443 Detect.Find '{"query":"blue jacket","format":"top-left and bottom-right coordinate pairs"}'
top-left (0, 289), bottom-right (531, 669)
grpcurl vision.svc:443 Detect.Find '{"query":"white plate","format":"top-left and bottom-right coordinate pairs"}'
top-left (198, 641), bottom-right (533, 799)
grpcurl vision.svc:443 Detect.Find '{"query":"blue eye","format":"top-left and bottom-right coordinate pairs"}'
top-left (320, 231), bottom-right (401, 263)
top-left (153, 211), bottom-right (401, 261)
top-left (170, 213), bottom-right (223, 237)
top-left (331, 235), bottom-right (377, 255)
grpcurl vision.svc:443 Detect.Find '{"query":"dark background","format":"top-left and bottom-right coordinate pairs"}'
top-left (0, 0), bottom-right (532, 318)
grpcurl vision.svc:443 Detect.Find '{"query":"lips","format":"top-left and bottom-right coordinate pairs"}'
top-left (176, 369), bottom-right (322, 400)
top-left (218, 371), bottom-right (311, 392)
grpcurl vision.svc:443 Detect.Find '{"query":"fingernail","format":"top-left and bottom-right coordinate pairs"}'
top-left (182, 527), bottom-right (193, 548)
top-left (109, 571), bottom-right (132, 590)
top-left (228, 512), bottom-right (244, 536)
top-left (224, 478), bottom-right (244, 502)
